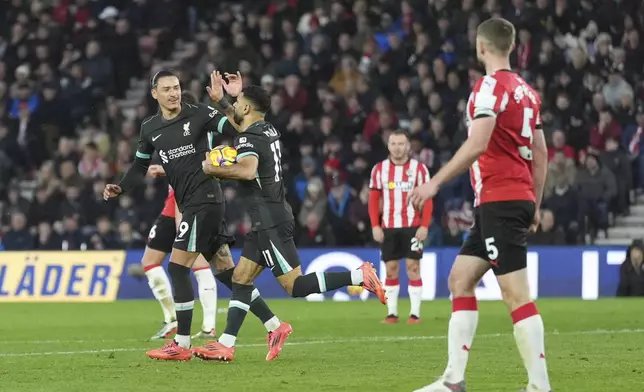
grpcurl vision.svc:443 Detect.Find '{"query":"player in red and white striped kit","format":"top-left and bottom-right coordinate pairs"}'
top-left (143, 165), bottom-right (220, 340)
top-left (410, 18), bottom-right (551, 392)
top-left (369, 130), bottom-right (433, 324)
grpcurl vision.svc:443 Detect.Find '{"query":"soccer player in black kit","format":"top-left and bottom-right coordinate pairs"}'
top-left (193, 73), bottom-right (386, 362)
top-left (103, 70), bottom-right (288, 361)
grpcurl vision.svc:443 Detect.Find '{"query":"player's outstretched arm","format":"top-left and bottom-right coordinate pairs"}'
top-left (117, 126), bottom-right (154, 195)
top-left (202, 153), bottom-right (258, 181)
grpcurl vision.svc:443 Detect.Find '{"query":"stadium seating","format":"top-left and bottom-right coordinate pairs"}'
top-left (1, 0), bottom-right (644, 250)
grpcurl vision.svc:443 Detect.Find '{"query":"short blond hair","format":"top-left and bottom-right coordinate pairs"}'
top-left (477, 18), bottom-right (516, 54)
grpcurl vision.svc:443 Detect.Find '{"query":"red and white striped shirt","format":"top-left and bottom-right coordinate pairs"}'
top-left (369, 158), bottom-right (431, 228)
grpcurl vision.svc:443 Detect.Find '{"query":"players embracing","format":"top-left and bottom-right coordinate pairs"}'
top-left (369, 130), bottom-right (433, 324)
top-left (410, 18), bottom-right (551, 392)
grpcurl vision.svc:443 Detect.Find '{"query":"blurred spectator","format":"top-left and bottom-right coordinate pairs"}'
top-left (547, 130), bottom-right (575, 161)
top-left (3, 211), bottom-right (33, 250)
top-left (60, 214), bottom-right (87, 251)
top-left (530, 209), bottom-right (566, 246)
top-left (601, 137), bottom-right (632, 215)
top-left (298, 177), bottom-right (327, 228)
top-left (35, 221), bottom-right (62, 250)
top-left (442, 213), bottom-right (466, 247)
top-left (297, 212), bottom-right (335, 247)
top-left (89, 216), bottom-right (119, 250)
top-left (589, 109), bottom-right (622, 153)
top-left (116, 221), bottom-right (145, 250)
top-left (575, 154), bottom-right (617, 243)
top-left (544, 151), bottom-right (576, 200)
top-left (617, 239), bottom-right (644, 296)
top-left (544, 175), bottom-right (580, 245)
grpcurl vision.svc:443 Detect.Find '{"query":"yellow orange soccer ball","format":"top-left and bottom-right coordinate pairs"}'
top-left (210, 145), bottom-right (237, 167)
top-left (347, 285), bottom-right (364, 296)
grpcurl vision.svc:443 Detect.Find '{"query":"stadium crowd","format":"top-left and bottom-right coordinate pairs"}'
top-left (1, 0), bottom-right (644, 251)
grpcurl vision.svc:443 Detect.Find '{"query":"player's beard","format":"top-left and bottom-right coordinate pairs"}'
top-left (233, 111), bottom-right (244, 125)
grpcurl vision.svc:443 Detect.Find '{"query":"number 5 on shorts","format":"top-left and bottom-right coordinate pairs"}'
top-left (485, 237), bottom-right (499, 260)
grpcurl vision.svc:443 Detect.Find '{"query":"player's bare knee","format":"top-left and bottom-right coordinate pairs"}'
top-left (448, 270), bottom-right (477, 297)
top-left (212, 245), bottom-right (234, 272)
top-left (497, 269), bottom-right (531, 311)
top-left (405, 259), bottom-right (421, 280)
top-left (385, 261), bottom-right (399, 279)
top-left (231, 268), bottom-right (253, 285)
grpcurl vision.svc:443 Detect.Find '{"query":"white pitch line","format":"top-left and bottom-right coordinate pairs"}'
top-left (1, 328), bottom-right (643, 358)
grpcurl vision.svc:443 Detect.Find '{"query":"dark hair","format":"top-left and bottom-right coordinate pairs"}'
top-left (150, 70), bottom-right (178, 88)
top-left (181, 91), bottom-right (198, 104)
top-left (390, 129), bottom-right (411, 141)
top-left (242, 85), bottom-right (271, 113)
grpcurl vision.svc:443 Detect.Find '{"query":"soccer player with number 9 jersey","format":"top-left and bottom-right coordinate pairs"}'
top-left (410, 18), bottom-right (552, 392)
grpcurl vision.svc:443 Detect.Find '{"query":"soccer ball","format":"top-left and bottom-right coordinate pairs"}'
top-left (210, 145), bottom-right (237, 166)
top-left (347, 285), bottom-right (364, 296)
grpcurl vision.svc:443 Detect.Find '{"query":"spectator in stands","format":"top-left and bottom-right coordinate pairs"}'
top-left (548, 130), bottom-right (575, 161)
top-left (530, 209), bottom-right (566, 246)
top-left (298, 177), bottom-right (327, 228)
top-left (442, 212), bottom-right (466, 247)
top-left (35, 221), bottom-right (62, 250)
top-left (116, 221), bottom-right (145, 250)
top-left (1, 0), bottom-right (643, 249)
top-left (544, 151), bottom-right (576, 199)
top-left (616, 239), bottom-right (644, 297)
top-left (60, 214), bottom-right (86, 251)
top-left (575, 154), bottom-right (617, 243)
top-left (601, 137), bottom-right (632, 215)
top-left (297, 212), bottom-right (335, 247)
top-left (3, 211), bottom-right (33, 250)
top-left (545, 175), bottom-right (580, 244)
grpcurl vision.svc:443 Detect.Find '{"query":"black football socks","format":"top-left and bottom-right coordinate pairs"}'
top-left (219, 283), bottom-right (254, 347)
top-left (291, 271), bottom-right (354, 297)
top-left (215, 269), bottom-right (278, 328)
top-left (168, 262), bottom-right (194, 348)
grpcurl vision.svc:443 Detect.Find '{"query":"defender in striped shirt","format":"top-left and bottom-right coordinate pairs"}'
top-left (368, 130), bottom-right (433, 324)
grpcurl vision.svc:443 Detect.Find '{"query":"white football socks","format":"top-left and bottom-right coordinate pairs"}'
top-left (194, 267), bottom-right (218, 332)
top-left (408, 279), bottom-right (423, 317)
top-left (512, 303), bottom-right (551, 391)
top-left (443, 297), bottom-right (478, 383)
top-left (145, 265), bottom-right (176, 323)
top-left (384, 279), bottom-right (400, 316)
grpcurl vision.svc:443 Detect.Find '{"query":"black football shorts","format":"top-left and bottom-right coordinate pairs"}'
top-left (459, 200), bottom-right (535, 276)
top-left (241, 220), bottom-right (301, 277)
top-left (380, 227), bottom-right (424, 261)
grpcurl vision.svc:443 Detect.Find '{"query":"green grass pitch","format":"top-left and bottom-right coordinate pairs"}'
top-left (1, 299), bottom-right (643, 391)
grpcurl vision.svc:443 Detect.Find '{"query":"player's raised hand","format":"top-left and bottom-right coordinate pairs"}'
top-left (103, 184), bottom-right (122, 200)
top-left (223, 71), bottom-right (243, 97)
top-left (409, 180), bottom-right (440, 210)
top-left (529, 208), bottom-right (541, 234)
top-left (206, 70), bottom-right (225, 102)
top-left (146, 164), bottom-right (165, 178)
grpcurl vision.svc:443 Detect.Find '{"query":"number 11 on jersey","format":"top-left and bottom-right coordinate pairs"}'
top-left (270, 141), bottom-right (282, 182)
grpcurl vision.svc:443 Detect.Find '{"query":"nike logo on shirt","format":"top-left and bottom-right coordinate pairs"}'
top-left (152, 134), bottom-right (162, 141)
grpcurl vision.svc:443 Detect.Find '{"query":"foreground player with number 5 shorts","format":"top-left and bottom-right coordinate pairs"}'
top-left (409, 18), bottom-right (552, 392)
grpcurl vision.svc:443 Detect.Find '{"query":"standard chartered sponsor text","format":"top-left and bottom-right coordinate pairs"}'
top-left (168, 144), bottom-right (196, 160)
